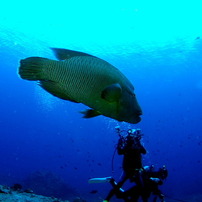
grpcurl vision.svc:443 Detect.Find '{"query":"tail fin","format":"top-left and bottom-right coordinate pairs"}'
top-left (19, 57), bottom-right (48, 81)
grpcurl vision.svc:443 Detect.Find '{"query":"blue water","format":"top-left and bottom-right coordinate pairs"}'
top-left (0, 1), bottom-right (202, 201)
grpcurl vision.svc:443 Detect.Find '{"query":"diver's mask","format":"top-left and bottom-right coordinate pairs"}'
top-left (127, 128), bottom-right (143, 140)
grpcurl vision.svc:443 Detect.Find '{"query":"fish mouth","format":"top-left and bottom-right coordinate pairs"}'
top-left (120, 114), bottom-right (141, 124)
top-left (137, 111), bottom-right (142, 116)
top-left (133, 111), bottom-right (142, 123)
top-left (134, 116), bottom-right (141, 123)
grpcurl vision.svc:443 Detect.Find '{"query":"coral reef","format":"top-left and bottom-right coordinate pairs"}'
top-left (0, 184), bottom-right (70, 202)
top-left (23, 171), bottom-right (75, 199)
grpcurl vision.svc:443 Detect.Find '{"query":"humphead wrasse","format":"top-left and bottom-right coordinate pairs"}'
top-left (18, 48), bottom-right (142, 124)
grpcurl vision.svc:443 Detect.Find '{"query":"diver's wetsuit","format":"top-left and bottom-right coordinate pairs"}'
top-left (104, 135), bottom-right (146, 201)
top-left (118, 135), bottom-right (146, 184)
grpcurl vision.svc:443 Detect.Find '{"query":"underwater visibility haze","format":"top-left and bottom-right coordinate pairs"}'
top-left (0, 0), bottom-right (202, 201)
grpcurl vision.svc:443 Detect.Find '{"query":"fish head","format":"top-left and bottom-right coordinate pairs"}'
top-left (118, 90), bottom-right (142, 124)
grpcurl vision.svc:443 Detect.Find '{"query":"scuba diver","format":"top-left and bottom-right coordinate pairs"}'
top-left (109, 164), bottom-right (168, 202)
top-left (104, 127), bottom-right (147, 201)
top-left (89, 164), bottom-right (168, 202)
top-left (140, 165), bottom-right (168, 202)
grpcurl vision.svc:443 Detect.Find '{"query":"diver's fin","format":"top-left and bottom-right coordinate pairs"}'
top-left (101, 83), bottom-right (122, 102)
top-left (39, 80), bottom-right (79, 102)
top-left (51, 48), bottom-right (97, 60)
top-left (88, 177), bottom-right (112, 184)
top-left (80, 109), bottom-right (101, 118)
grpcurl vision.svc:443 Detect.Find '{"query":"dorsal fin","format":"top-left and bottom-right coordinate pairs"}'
top-left (51, 48), bottom-right (97, 60)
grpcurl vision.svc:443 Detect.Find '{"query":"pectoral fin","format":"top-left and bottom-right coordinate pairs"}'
top-left (101, 83), bottom-right (122, 102)
top-left (80, 109), bottom-right (101, 118)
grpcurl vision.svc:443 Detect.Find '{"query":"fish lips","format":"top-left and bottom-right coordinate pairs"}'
top-left (120, 111), bottom-right (142, 124)
top-left (134, 115), bottom-right (142, 123)
top-left (131, 110), bottom-right (142, 124)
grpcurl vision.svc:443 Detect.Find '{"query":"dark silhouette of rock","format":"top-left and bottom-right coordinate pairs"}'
top-left (23, 171), bottom-right (76, 199)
